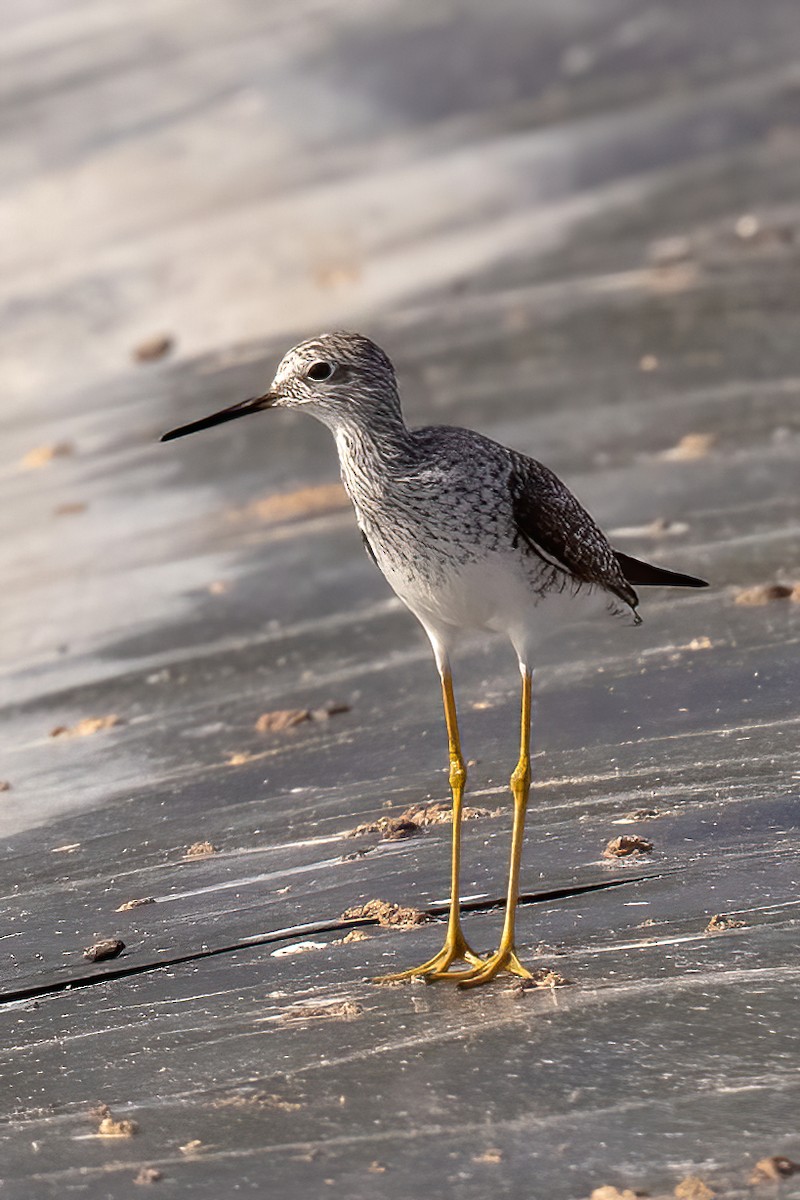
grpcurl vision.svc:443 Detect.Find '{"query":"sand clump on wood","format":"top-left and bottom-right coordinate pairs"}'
top-left (93, 1105), bottom-right (138, 1138)
top-left (510, 968), bottom-right (572, 993)
top-left (332, 929), bottom-right (371, 945)
top-left (347, 800), bottom-right (497, 839)
top-left (185, 841), bottom-right (217, 858)
top-left (705, 913), bottom-right (744, 933)
top-left (235, 482), bottom-right (349, 525)
top-left (255, 702), bottom-right (350, 733)
top-left (179, 1140), bottom-right (204, 1157)
top-left (749, 1156), bottom-right (799, 1183)
top-left (50, 715), bottom-right (122, 738)
top-left (659, 432), bottom-right (715, 461)
top-left (116, 897), bottom-right (156, 912)
top-left (734, 582), bottom-right (797, 606)
top-left (603, 834), bottom-right (654, 859)
top-left (589, 1188), bottom-right (644, 1200)
top-left (20, 441), bottom-right (75, 470)
top-left (473, 1148), bottom-right (503, 1164)
top-left (341, 898), bottom-right (428, 927)
top-left (133, 333), bottom-right (173, 362)
top-left (83, 938), bottom-right (125, 962)
top-left (674, 1177), bottom-right (714, 1200)
top-left (227, 752), bottom-right (256, 766)
top-left (255, 709), bottom-right (310, 733)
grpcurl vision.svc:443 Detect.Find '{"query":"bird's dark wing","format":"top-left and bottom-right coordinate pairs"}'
top-left (508, 453), bottom-right (640, 612)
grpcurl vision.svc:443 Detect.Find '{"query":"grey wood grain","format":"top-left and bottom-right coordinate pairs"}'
top-left (1, 1), bottom-right (799, 1197)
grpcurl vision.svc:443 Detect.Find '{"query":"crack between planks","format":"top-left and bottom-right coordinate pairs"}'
top-left (0, 873), bottom-right (659, 1007)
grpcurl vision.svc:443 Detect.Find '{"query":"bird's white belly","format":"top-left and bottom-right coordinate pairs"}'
top-left (383, 549), bottom-right (609, 661)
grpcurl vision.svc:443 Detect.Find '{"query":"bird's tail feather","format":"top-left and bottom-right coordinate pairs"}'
top-left (614, 550), bottom-right (708, 589)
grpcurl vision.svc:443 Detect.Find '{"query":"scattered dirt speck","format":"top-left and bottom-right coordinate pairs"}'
top-left (347, 801), bottom-right (497, 838)
top-left (134, 1167), bottom-right (162, 1185)
top-left (333, 929), bottom-right (370, 945)
top-left (207, 579), bottom-right (229, 595)
top-left (255, 702), bottom-right (350, 733)
top-left (589, 1188), bottom-right (645, 1200)
top-left (510, 968), bottom-right (571, 993)
top-left (255, 708), bottom-right (311, 733)
top-left (54, 501), bottom-right (87, 516)
top-left (705, 913), bottom-right (745, 933)
top-left (381, 818), bottom-right (421, 840)
top-left (639, 354), bottom-right (659, 372)
top-left (133, 333), bottom-right (173, 362)
top-left (624, 808), bottom-right (659, 820)
top-left (185, 841), bottom-right (217, 858)
top-left (312, 258), bottom-right (362, 290)
top-left (236, 482), bottom-right (349, 525)
top-left (473, 1148), bottom-right (503, 1164)
top-left (603, 835), bottom-right (654, 859)
top-left (367, 1161), bottom-right (388, 1173)
top-left (674, 1177), bottom-right (715, 1200)
top-left (116, 897), bottom-right (156, 912)
top-left (749, 1156), bottom-right (799, 1183)
top-left (280, 999), bottom-right (362, 1023)
top-left (734, 583), bottom-right (795, 606)
top-left (0, 781), bottom-right (10, 792)
top-left (341, 899), bottom-right (428, 927)
top-left (96, 1113), bottom-right (138, 1138)
top-left (50, 714), bottom-right (122, 738)
top-left (20, 441), bottom-right (75, 470)
top-left (227, 752), bottom-right (255, 766)
top-left (685, 636), bottom-right (713, 651)
top-left (659, 432), bottom-right (715, 461)
top-left (179, 1140), bottom-right (204, 1157)
top-left (83, 938), bottom-right (125, 963)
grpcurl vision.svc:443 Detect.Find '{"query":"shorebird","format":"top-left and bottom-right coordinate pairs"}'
top-left (162, 331), bottom-right (707, 987)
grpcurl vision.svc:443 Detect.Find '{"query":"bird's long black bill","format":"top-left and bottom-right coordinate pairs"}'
top-left (160, 393), bottom-right (276, 442)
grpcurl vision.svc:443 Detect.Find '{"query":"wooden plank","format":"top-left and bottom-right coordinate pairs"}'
top-left (2, 0), bottom-right (800, 1196)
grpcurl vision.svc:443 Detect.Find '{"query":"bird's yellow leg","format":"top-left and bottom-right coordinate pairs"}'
top-left (454, 669), bottom-right (534, 989)
top-left (374, 667), bottom-right (486, 983)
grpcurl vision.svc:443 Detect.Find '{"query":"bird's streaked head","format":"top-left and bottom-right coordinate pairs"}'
top-left (160, 331), bottom-right (401, 443)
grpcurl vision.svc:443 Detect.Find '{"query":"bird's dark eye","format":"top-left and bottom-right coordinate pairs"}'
top-left (307, 361), bottom-right (334, 382)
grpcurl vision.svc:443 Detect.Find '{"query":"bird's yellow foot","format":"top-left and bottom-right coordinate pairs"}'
top-left (373, 931), bottom-right (486, 983)
top-left (446, 946), bottom-right (532, 989)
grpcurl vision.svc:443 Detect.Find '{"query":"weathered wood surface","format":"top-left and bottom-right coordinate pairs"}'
top-left (1, 1), bottom-right (799, 1196)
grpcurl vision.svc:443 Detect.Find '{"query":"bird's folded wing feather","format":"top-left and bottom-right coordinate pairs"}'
top-left (507, 453), bottom-right (639, 610)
